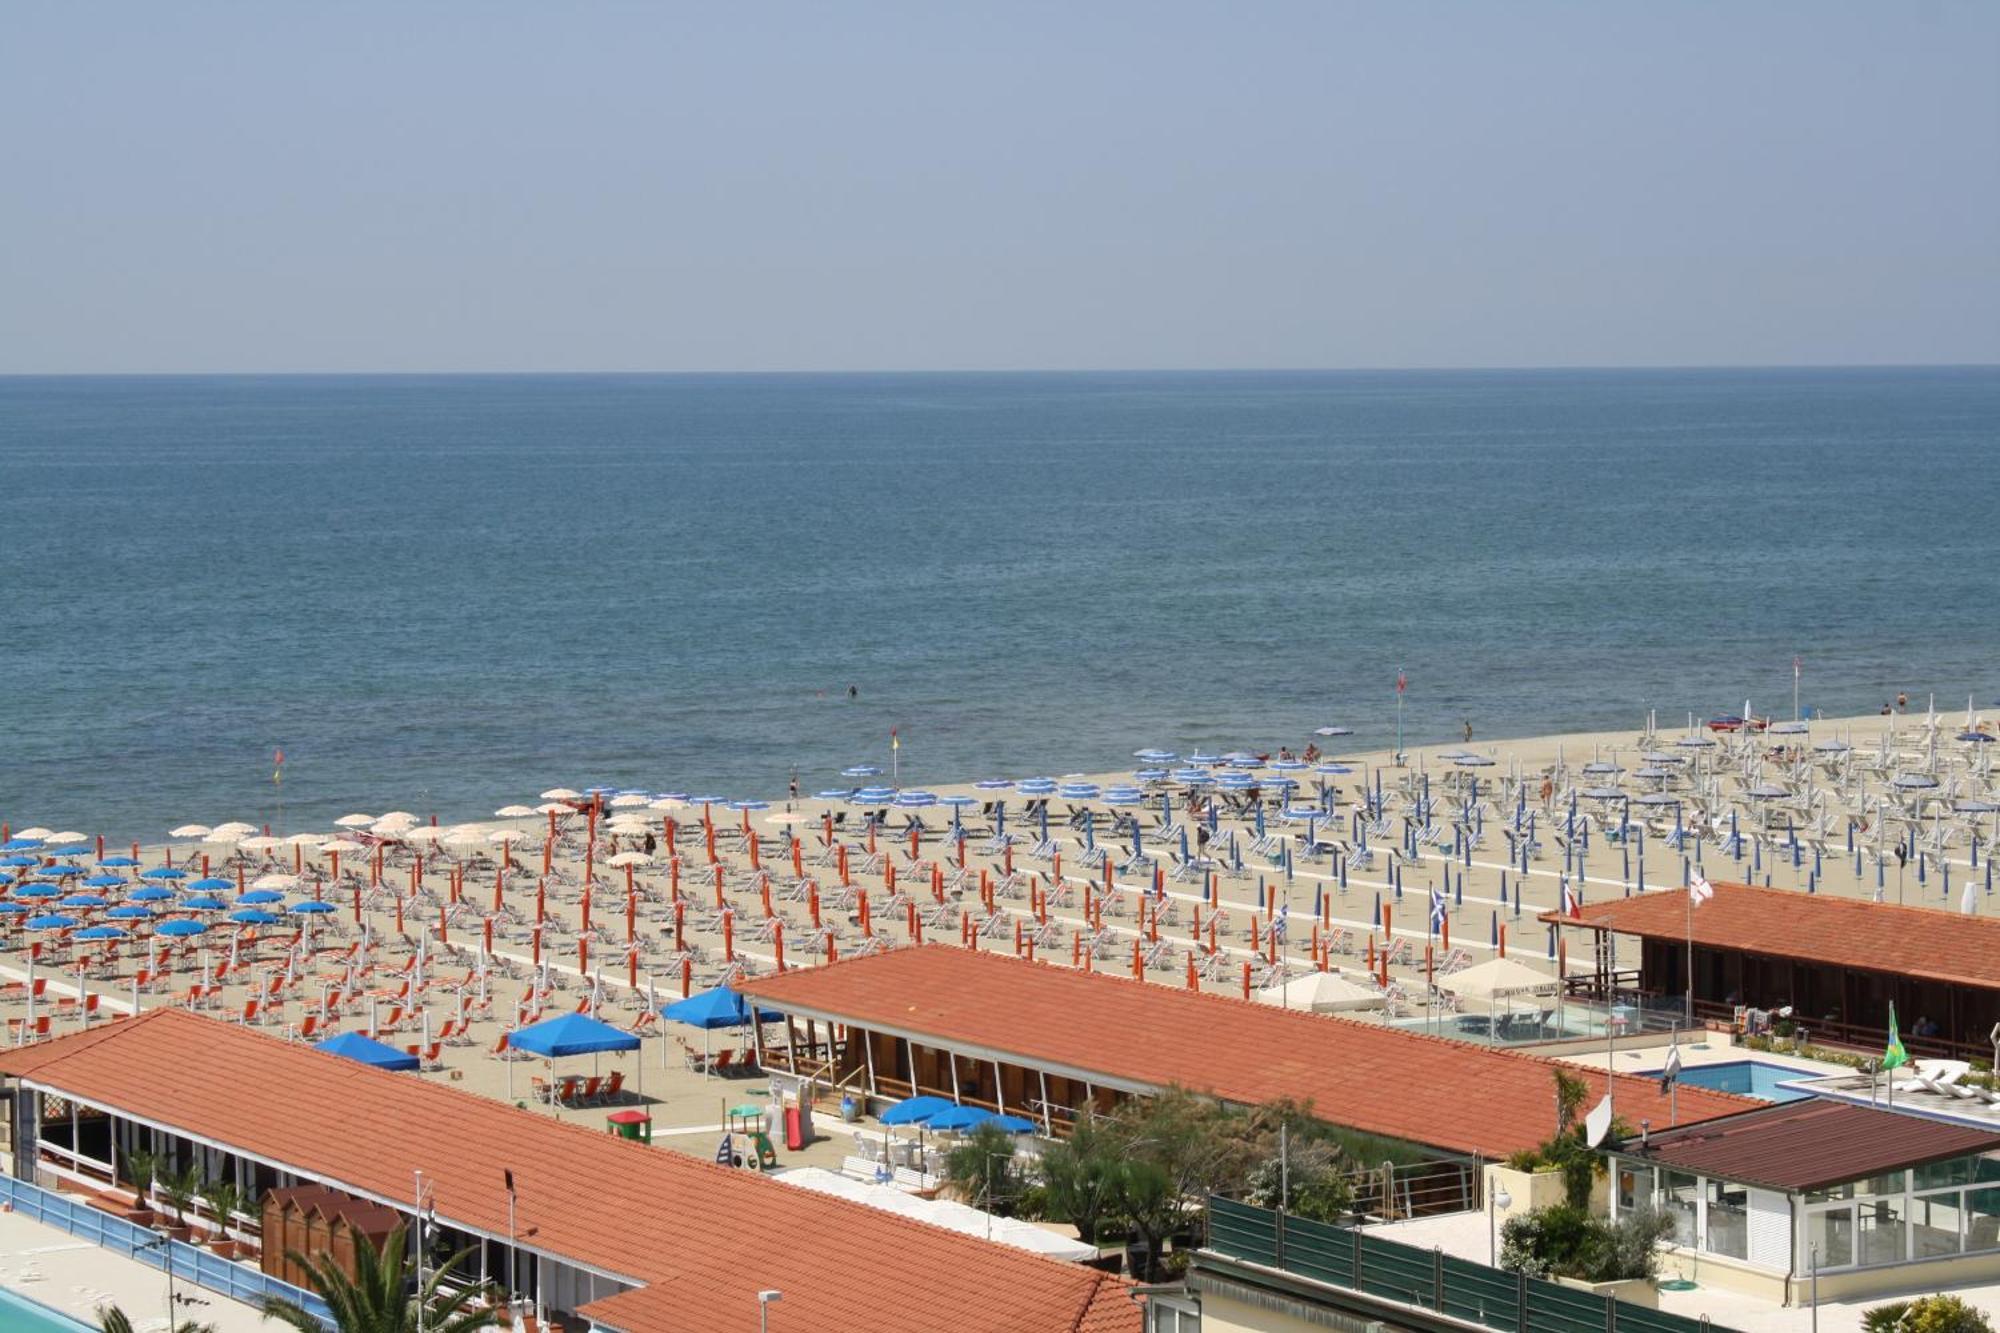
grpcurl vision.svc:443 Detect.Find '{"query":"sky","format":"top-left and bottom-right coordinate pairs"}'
top-left (2, 2), bottom-right (1996, 373)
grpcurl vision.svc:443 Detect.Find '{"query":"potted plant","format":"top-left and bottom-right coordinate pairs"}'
top-left (201, 1180), bottom-right (244, 1259)
top-left (155, 1164), bottom-right (202, 1243)
top-left (121, 1149), bottom-right (159, 1224)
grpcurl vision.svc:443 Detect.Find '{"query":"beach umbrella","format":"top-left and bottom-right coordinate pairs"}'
top-left (56, 893), bottom-right (109, 909)
top-left (0, 855), bottom-right (36, 867)
top-left (0, 903), bottom-right (28, 916)
top-left (495, 805), bottom-right (539, 818)
top-left (75, 925), bottom-right (127, 941)
top-left (841, 765), bottom-right (884, 779)
top-left (81, 874), bottom-right (126, 889)
top-left (974, 779), bottom-right (1014, 790)
top-left (25, 914), bottom-right (77, 931)
top-left (127, 885), bottom-right (175, 903)
top-left (181, 894), bottom-right (229, 911)
top-left (141, 867), bottom-right (187, 881)
top-left (229, 908), bottom-right (282, 925)
top-left (316, 1031), bottom-right (420, 1071)
top-left (168, 825), bottom-right (213, 839)
top-left (289, 900), bottom-right (336, 915)
top-left (894, 792), bottom-right (938, 809)
top-left (663, 985), bottom-right (780, 1029)
top-left (0, 839), bottom-right (43, 852)
top-left (11, 884), bottom-right (61, 900)
top-left (814, 789), bottom-right (852, 801)
top-left (928, 1106), bottom-right (996, 1133)
top-left (155, 919), bottom-right (206, 937)
top-left (106, 905), bottom-right (155, 921)
top-left (880, 1094), bottom-right (954, 1126)
top-left (990, 1114), bottom-right (1038, 1134)
top-left (237, 889), bottom-right (286, 904)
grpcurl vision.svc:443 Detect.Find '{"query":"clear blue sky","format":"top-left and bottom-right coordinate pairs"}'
top-left (3, 2), bottom-right (1995, 373)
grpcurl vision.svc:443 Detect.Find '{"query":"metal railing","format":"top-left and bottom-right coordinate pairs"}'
top-left (0, 1173), bottom-right (334, 1327)
top-left (1206, 1196), bottom-right (1723, 1333)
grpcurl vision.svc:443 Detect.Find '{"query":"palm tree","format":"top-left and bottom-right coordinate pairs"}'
top-left (261, 1225), bottom-right (498, 1333)
top-left (98, 1304), bottom-right (215, 1333)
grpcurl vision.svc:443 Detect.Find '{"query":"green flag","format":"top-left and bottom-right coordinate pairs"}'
top-left (1883, 1003), bottom-right (1909, 1071)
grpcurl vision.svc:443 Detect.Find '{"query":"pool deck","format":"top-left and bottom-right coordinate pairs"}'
top-left (0, 1209), bottom-right (267, 1333)
top-left (1542, 1028), bottom-right (1849, 1086)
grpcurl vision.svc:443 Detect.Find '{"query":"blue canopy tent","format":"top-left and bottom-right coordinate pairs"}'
top-left (880, 1094), bottom-right (954, 1125)
top-left (663, 985), bottom-right (780, 1079)
top-left (316, 1030), bottom-right (421, 1072)
top-left (927, 1104), bottom-right (995, 1132)
top-left (506, 1010), bottom-right (643, 1103)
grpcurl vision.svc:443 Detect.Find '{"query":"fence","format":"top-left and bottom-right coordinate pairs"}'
top-left (0, 1173), bottom-right (334, 1327)
top-left (1206, 1197), bottom-right (1723, 1333)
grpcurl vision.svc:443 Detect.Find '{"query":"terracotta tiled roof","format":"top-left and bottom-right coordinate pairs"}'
top-left (0, 1009), bottom-right (1135, 1333)
top-left (737, 947), bottom-right (1747, 1157)
top-left (1544, 881), bottom-right (2000, 991)
top-left (1623, 1100), bottom-right (2000, 1192)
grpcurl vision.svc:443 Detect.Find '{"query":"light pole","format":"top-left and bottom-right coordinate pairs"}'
top-left (1488, 1185), bottom-right (1513, 1264)
top-left (137, 1236), bottom-right (178, 1332)
top-left (757, 1289), bottom-right (783, 1333)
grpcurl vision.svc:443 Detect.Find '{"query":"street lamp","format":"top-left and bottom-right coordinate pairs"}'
top-left (1488, 1185), bottom-right (1513, 1264)
top-left (136, 1236), bottom-right (178, 1332)
top-left (757, 1289), bottom-right (782, 1333)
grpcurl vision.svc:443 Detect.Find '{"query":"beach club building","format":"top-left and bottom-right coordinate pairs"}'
top-left (736, 946), bottom-right (1746, 1169)
top-left (1552, 881), bottom-right (2000, 1060)
top-left (1609, 1098), bottom-right (2000, 1304)
top-left (0, 1009), bottom-right (1139, 1333)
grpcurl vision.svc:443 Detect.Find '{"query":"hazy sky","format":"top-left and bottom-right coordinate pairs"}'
top-left (4, 3), bottom-right (1995, 373)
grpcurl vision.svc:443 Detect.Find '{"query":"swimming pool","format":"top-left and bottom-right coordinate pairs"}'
top-left (0, 1286), bottom-right (98, 1333)
top-left (1677, 1059), bottom-right (1814, 1102)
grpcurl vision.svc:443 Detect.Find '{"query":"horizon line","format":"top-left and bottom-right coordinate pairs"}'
top-left (4, 360), bottom-right (1998, 380)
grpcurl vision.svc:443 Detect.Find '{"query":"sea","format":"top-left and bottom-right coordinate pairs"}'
top-left (1, 367), bottom-right (1995, 841)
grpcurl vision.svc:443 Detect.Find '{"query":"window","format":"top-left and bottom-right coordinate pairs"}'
top-left (1146, 1296), bottom-right (1199, 1333)
top-left (1806, 1207), bottom-right (1855, 1270)
top-left (1858, 1195), bottom-right (1907, 1267)
top-left (1968, 1188), bottom-right (2000, 1254)
top-left (1706, 1180), bottom-right (1748, 1260)
top-left (1805, 1182), bottom-right (1855, 1204)
top-left (1915, 1157), bottom-right (1979, 1191)
top-left (1910, 1190), bottom-right (1964, 1259)
top-left (1617, 1166), bottom-right (1650, 1214)
top-left (1663, 1171), bottom-right (1700, 1248)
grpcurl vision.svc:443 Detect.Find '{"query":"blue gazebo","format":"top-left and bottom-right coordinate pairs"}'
top-left (315, 1030), bottom-right (420, 1072)
top-left (662, 986), bottom-right (779, 1079)
top-left (506, 1010), bottom-right (642, 1104)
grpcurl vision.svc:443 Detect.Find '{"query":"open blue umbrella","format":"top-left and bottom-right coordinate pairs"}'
top-left (181, 894), bottom-right (230, 911)
top-left (0, 902), bottom-right (31, 915)
top-left (228, 908), bottom-right (282, 925)
top-left (127, 885), bottom-right (175, 902)
top-left (141, 867), bottom-right (187, 880)
top-left (663, 985), bottom-right (780, 1029)
top-left (0, 855), bottom-right (36, 867)
top-left (98, 856), bottom-right (140, 868)
top-left (990, 1114), bottom-right (1038, 1134)
top-left (155, 919), bottom-right (207, 937)
top-left (289, 900), bottom-right (336, 915)
top-left (815, 789), bottom-right (854, 800)
top-left (46, 845), bottom-right (92, 858)
top-left (238, 888), bottom-right (285, 905)
top-left (188, 877), bottom-right (235, 892)
top-left (880, 1094), bottom-right (954, 1126)
top-left (57, 893), bottom-right (109, 909)
top-left (75, 925), bottom-right (127, 941)
top-left (26, 914), bottom-right (77, 931)
top-left (316, 1030), bottom-right (420, 1071)
top-left (10, 883), bottom-right (61, 900)
top-left (107, 905), bottom-right (155, 920)
top-left (974, 779), bottom-right (1014, 790)
top-left (82, 874), bottom-right (126, 889)
top-left (0, 838), bottom-right (44, 851)
top-left (928, 1105), bottom-right (995, 1132)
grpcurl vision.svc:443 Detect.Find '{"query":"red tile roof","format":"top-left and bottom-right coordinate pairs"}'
top-left (1546, 881), bottom-right (2000, 991)
top-left (1624, 1100), bottom-right (2000, 1192)
top-left (0, 1010), bottom-right (1135, 1333)
top-left (737, 947), bottom-right (1746, 1158)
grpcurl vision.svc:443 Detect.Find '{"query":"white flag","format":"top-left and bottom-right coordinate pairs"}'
top-left (1585, 1093), bottom-right (1615, 1147)
top-left (1661, 1038), bottom-right (1682, 1091)
top-left (1689, 874), bottom-right (1714, 906)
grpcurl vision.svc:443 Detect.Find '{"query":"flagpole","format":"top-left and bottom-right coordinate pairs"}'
top-left (1685, 886), bottom-right (1694, 1027)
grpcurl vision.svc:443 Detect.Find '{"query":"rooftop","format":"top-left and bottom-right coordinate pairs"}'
top-left (1547, 880), bottom-right (2000, 991)
top-left (1619, 1099), bottom-right (2000, 1192)
top-left (736, 946), bottom-right (1748, 1158)
top-left (0, 1010), bottom-right (1136, 1333)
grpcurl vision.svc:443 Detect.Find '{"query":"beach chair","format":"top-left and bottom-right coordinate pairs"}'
top-left (601, 1070), bottom-right (625, 1103)
top-left (577, 1075), bottom-right (603, 1104)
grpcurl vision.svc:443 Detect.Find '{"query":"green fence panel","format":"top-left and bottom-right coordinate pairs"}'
top-left (1611, 1305), bottom-right (1718, 1333)
top-left (1441, 1252), bottom-right (1521, 1328)
top-left (1358, 1232), bottom-right (1436, 1308)
top-left (1525, 1274), bottom-right (1612, 1333)
top-left (1207, 1197), bottom-right (1279, 1265)
top-left (1281, 1212), bottom-right (1356, 1289)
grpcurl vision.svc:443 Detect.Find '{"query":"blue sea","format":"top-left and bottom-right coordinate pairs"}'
top-left (2, 368), bottom-right (1995, 840)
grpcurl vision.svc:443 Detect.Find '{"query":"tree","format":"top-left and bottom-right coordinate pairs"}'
top-left (941, 1124), bottom-right (1023, 1215)
top-left (1038, 1119), bottom-right (1124, 1245)
top-left (1500, 1206), bottom-right (1673, 1283)
top-left (1865, 1296), bottom-right (1996, 1333)
top-left (261, 1224), bottom-right (498, 1333)
top-left (157, 1163), bottom-right (203, 1230)
top-left (99, 1304), bottom-right (214, 1333)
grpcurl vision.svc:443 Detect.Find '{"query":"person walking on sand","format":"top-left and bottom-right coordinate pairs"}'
top-left (1463, 719), bottom-right (1473, 744)
top-left (788, 771), bottom-right (799, 811)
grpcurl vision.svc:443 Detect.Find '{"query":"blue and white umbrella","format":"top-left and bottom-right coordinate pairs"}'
top-left (894, 792), bottom-right (938, 809)
top-left (1268, 759), bottom-right (1308, 771)
top-left (189, 877), bottom-right (235, 892)
top-left (1131, 768), bottom-right (1168, 782)
top-left (1103, 787), bottom-right (1144, 806)
top-left (974, 779), bottom-right (1015, 790)
top-left (841, 765), bottom-right (884, 778)
top-left (815, 789), bottom-right (854, 800)
top-left (728, 800), bottom-right (770, 811)
top-left (11, 884), bottom-right (62, 900)
top-left (1017, 778), bottom-right (1058, 796)
top-left (1132, 749), bottom-right (1177, 763)
top-left (1058, 783), bottom-right (1101, 800)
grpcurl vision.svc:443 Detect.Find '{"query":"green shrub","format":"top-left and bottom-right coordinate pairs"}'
top-left (1500, 1206), bottom-right (1673, 1283)
top-left (1863, 1295), bottom-right (1994, 1333)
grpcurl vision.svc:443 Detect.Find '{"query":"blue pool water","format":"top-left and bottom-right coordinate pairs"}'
top-left (1677, 1059), bottom-right (1814, 1102)
top-left (0, 1287), bottom-right (96, 1333)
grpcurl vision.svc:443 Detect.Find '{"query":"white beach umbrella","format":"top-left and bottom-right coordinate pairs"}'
top-left (608, 794), bottom-right (651, 808)
top-left (494, 805), bottom-right (538, 819)
top-left (534, 802), bottom-right (571, 816)
top-left (1254, 973), bottom-right (1384, 1013)
top-left (46, 831), bottom-right (86, 844)
top-left (401, 826), bottom-right (448, 844)
top-left (15, 827), bottom-right (54, 840)
top-left (252, 873), bottom-right (300, 891)
top-left (605, 852), bottom-right (652, 868)
top-left (487, 829), bottom-right (530, 846)
top-left (285, 833), bottom-right (325, 847)
top-left (334, 814), bottom-right (376, 828)
top-left (647, 798), bottom-right (687, 812)
top-left (763, 811), bottom-right (808, 825)
top-left (374, 811), bottom-right (418, 828)
top-left (237, 835), bottom-right (282, 851)
top-left (319, 839), bottom-right (368, 854)
top-left (540, 788), bottom-right (583, 801)
top-left (169, 824), bottom-right (213, 839)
